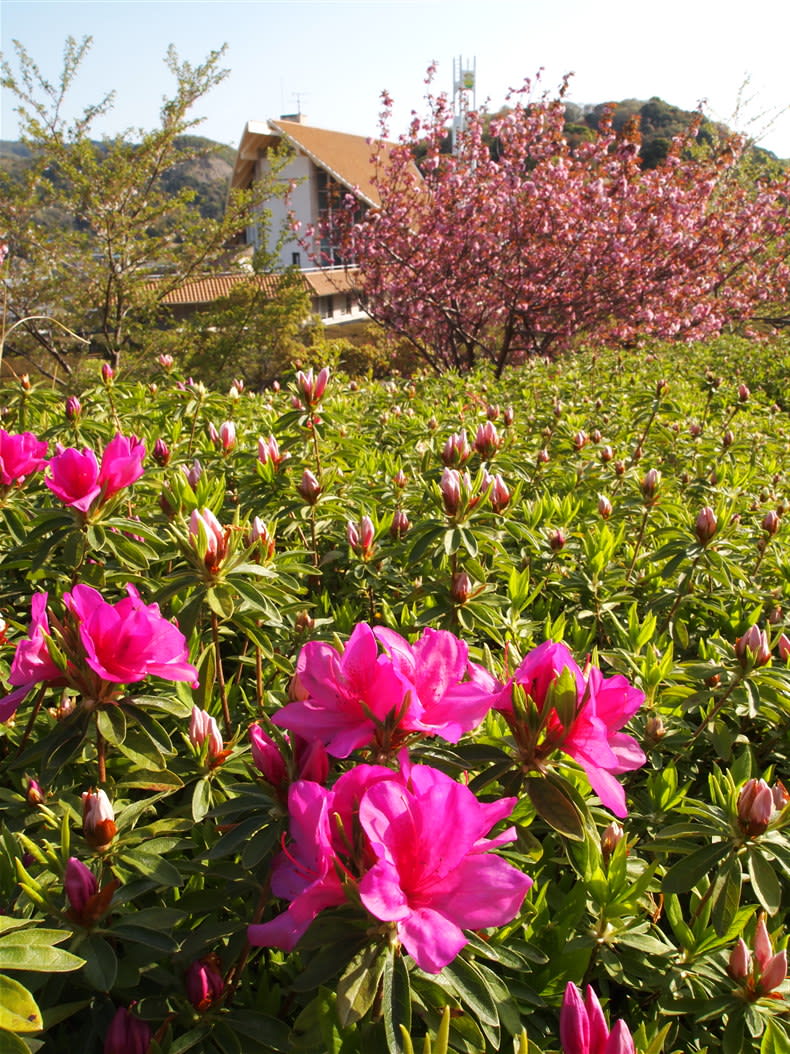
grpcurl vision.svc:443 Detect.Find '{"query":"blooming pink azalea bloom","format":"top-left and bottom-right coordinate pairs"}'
top-left (272, 623), bottom-right (417, 757)
top-left (1, 593), bottom-right (65, 722)
top-left (358, 763), bottom-right (531, 973)
top-left (249, 759), bottom-right (530, 972)
top-left (247, 779), bottom-right (347, 951)
top-left (373, 626), bottom-right (498, 741)
top-left (45, 446), bottom-right (102, 512)
top-left (496, 641), bottom-right (645, 818)
top-left (97, 434), bottom-right (146, 497)
top-left (0, 429), bottom-right (48, 487)
top-left (63, 583), bottom-right (198, 686)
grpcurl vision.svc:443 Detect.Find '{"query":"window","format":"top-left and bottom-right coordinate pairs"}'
top-left (292, 252), bottom-right (302, 267)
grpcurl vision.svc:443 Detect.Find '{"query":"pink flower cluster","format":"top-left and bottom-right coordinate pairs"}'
top-left (494, 640), bottom-right (646, 818)
top-left (0, 429), bottom-right (47, 488)
top-left (272, 622), bottom-right (497, 757)
top-left (248, 754), bottom-right (532, 973)
top-left (0, 584), bottom-right (197, 722)
top-left (45, 433), bottom-right (145, 515)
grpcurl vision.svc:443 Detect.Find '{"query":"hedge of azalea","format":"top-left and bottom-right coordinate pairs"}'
top-left (1, 335), bottom-right (790, 1054)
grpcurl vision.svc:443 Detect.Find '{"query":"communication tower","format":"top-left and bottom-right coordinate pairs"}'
top-left (451, 56), bottom-right (477, 155)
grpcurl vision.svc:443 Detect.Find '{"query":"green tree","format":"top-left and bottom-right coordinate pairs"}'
top-left (0, 36), bottom-right (289, 380)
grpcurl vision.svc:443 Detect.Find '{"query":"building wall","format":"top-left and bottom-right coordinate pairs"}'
top-left (250, 151), bottom-right (315, 270)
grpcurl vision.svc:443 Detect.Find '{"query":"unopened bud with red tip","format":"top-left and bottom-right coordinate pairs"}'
top-left (20, 374), bottom-right (31, 391)
top-left (489, 474), bottom-right (511, 513)
top-left (440, 467), bottom-right (463, 516)
top-left (390, 508), bottom-right (411, 539)
top-left (296, 366), bottom-right (330, 407)
top-left (641, 468), bottom-right (661, 502)
top-left (442, 429), bottom-right (472, 467)
top-left (65, 396), bottom-right (81, 421)
top-left (450, 571), bottom-right (474, 605)
top-left (486, 404), bottom-right (499, 421)
top-left (549, 528), bottom-right (566, 551)
top-left (536, 448), bottom-right (550, 466)
top-left (185, 955), bottom-right (225, 1011)
top-left (722, 429), bottom-right (734, 448)
top-left (778, 634), bottom-right (790, 662)
top-left (152, 438), bottom-right (170, 467)
top-left (736, 625), bottom-right (772, 670)
top-left (218, 421), bottom-right (236, 453)
top-left (738, 384), bottom-right (750, 403)
top-left (656, 378), bottom-right (669, 397)
top-left (247, 517), bottom-right (276, 561)
top-left (104, 1006), bottom-right (151, 1054)
top-left (347, 516), bottom-right (375, 559)
top-left (474, 421), bottom-right (503, 459)
top-left (82, 789), bottom-right (116, 851)
top-left (600, 445), bottom-right (614, 463)
top-left (257, 434), bottom-right (288, 470)
top-left (737, 778), bottom-right (775, 836)
top-left (101, 363), bottom-right (114, 384)
top-left (762, 510), bottom-right (780, 536)
top-left (601, 820), bottom-right (624, 861)
top-left (297, 469), bottom-right (321, 505)
top-left (694, 506), bottom-right (718, 544)
top-left (25, 777), bottom-right (44, 806)
top-left (503, 406), bottom-right (515, 427)
top-left (392, 468), bottom-right (407, 488)
top-left (157, 353), bottom-right (174, 371)
top-left (572, 430), bottom-right (587, 451)
top-left (189, 707), bottom-right (224, 764)
top-left (598, 495), bottom-right (613, 519)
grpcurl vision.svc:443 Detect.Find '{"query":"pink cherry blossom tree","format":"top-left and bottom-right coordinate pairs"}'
top-left (338, 76), bottom-right (790, 376)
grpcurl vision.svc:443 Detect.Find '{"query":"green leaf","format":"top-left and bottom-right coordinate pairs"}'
top-left (662, 842), bottom-right (732, 894)
top-left (79, 935), bottom-right (117, 992)
top-left (0, 941), bottom-right (84, 973)
top-left (382, 951), bottom-right (411, 1054)
top-left (191, 778), bottom-right (212, 822)
top-left (525, 776), bottom-right (585, 840)
top-left (0, 974), bottom-right (43, 1032)
top-left (336, 942), bottom-right (387, 1028)
top-left (762, 1018), bottom-right (790, 1054)
top-left (96, 704), bottom-right (126, 747)
top-left (748, 850), bottom-right (782, 914)
top-left (434, 955), bottom-right (500, 1047)
top-left (0, 1028), bottom-right (32, 1053)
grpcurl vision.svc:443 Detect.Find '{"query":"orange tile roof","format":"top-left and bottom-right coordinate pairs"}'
top-left (151, 268), bottom-right (360, 306)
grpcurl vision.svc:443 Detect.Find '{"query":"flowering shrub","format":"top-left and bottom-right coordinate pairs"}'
top-left (0, 337), bottom-right (789, 1051)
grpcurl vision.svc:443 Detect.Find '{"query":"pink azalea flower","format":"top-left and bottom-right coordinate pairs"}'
top-left (97, 433), bottom-right (146, 498)
top-left (496, 641), bottom-right (645, 817)
top-left (249, 759), bottom-right (531, 973)
top-left (0, 429), bottom-right (48, 487)
top-left (45, 446), bottom-right (102, 512)
top-left (63, 583), bottom-right (197, 686)
top-left (272, 623), bottom-right (417, 757)
top-left (357, 762), bottom-right (532, 972)
top-left (373, 626), bottom-right (497, 741)
top-left (0, 593), bottom-right (65, 722)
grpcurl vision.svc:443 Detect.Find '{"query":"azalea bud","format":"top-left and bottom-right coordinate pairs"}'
top-left (737, 778), bottom-right (775, 836)
top-left (451, 571), bottom-right (473, 604)
top-left (632, 444), bottom-right (643, 463)
top-left (189, 507), bottom-right (227, 572)
top-left (297, 469), bottom-right (321, 505)
top-left (762, 510), bottom-right (780, 536)
top-left (157, 353), bottom-right (174, 371)
top-left (778, 634), bottom-right (790, 662)
top-left (20, 374), bottom-right (31, 391)
top-left (614, 460), bottom-right (626, 476)
top-left (219, 421), bottom-right (236, 453)
top-left (503, 406), bottom-right (515, 427)
top-left (103, 1006), bottom-right (151, 1054)
top-left (440, 467), bottom-right (462, 516)
top-left (759, 949), bottom-right (787, 995)
top-left (736, 625), bottom-right (771, 670)
top-left (247, 517), bottom-right (276, 561)
top-left (25, 777), bottom-right (44, 806)
top-left (754, 915), bottom-right (774, 971)
top-left (722, 429), bottom-right (734, 448)
top-left (591, 429), bottom-right (602, 444)
top-left (474, 421), bottom-right (503, 459)
top-left (249, 724), bottom-right (287, 788)
top-left (559, 983), bottom-right (590, 1054)
top-left (600, 445), bottom-right (614, 463)
top-left (549, 528), bottom-right (566, 551)
top-left (294, 610), bottom-right (315, 635)
top-left (390, 508), bottom-right (411, 539)
top-left (601, 820), bottom-right (624, 861)
top-left (65, 396), bottom-right (81, 421)
top-left (64, 856), bottom-right (98, 916)
top-left (392, 469), bottom-right (407, 488)
top-left (189, 707), bottom-right (224, 762)
top-left (181, 459), bottom-right (202, 489)
top-left (738, 383), bottom-right (750, 403)
top-left (271, 379), bottom-right (281, 392)
top-left (656, 378), bottom-right (669, 397)
top-left (728, 937), bottom-right (752, 980)
top-left (230, 377), bottom-right (244, 395)
top-left (257, 434), bottom-right (288, 470)
top-left (296, 366), bottom-right (330, 407)
top-left (641, 468), bottom-right (661, 502)
top-left (694, 506), bottom-right (718, 544)
top-left (207, 421), bottom-right (219, 446)
top-left (598, 495), bottom-right (612, 519)
top-left (689, 421), bottom-right (702, 437)
top-left (82, 789), bottom-right (116, 851)
top-left (489, 474), bottom-right (511, 513)
top-left (536, 448), bottom-right (550, 465)
top-left (607, 1019), bottom-right (636, 1054)
top-left (572, 430), bottom-right (587, 451)
top-left (442, 429), bottom-right (472, 467)
top-left (185, 955), bottom-right (225, 1011)
top-left (152, 438), bottom-right (170, 467)
top-left (101, 363), bottom-right (114, 384)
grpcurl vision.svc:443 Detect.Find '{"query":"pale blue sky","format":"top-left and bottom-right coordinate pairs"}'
top-left (2, 0), bottom-right (790, 156)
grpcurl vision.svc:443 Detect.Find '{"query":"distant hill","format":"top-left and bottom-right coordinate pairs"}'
top-left (0, 134), bottom-right (235, 221)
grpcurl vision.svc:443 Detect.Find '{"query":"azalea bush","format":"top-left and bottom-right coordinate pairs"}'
top-left (0, 337), bottom-right (790, 1053)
